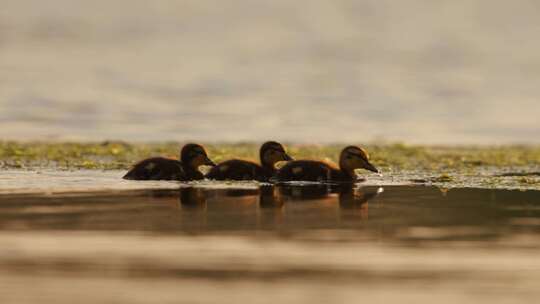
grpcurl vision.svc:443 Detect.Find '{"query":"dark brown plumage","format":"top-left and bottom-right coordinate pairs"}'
top-left (272, 146), bottom-right (378, 183)
top-left (206, 141), bottom-right (292, 182)
top-left (123, 143), bottom-right (215, 181)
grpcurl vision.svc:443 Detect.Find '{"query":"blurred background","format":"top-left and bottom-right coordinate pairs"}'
top-left (0, 0), bottom-right (539, 144)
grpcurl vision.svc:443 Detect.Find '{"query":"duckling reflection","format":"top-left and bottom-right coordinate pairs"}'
top-left (223, 189), bottom-right (259, 197)
top-left (259, 185), bottom-right (284, 209)
top-left (147, 189), bottom-right (184, 209)
top-left (179, 187), bottom-right (276, 211)
top-left (272, 184), bottom-right (382, 212)
top-left (276, 184), bottom-right (341, 200)
top-left (339, 186), bottom-right (383, 209)
top-left (339, 186), bottom-right (383, 220)
top-left (178, 187), bottom-right (207, 210)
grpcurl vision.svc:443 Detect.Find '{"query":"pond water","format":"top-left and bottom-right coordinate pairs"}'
top-left (1, 181), bottom-right (540, 303)
top-left (1, 0), bottom-right (540, 144)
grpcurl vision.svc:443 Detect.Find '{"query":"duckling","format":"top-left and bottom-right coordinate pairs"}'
top-left (273, 145), bottom-right (378, 183)
top-left (123, 143), bottom-right (215, 181)
top-left (206, 141), bottom-right (293, 182)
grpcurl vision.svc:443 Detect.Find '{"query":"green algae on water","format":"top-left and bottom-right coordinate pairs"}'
top-left (1, 141), bottom-right (540, 190)
top-left (2, 141), bottom-right (539, 170)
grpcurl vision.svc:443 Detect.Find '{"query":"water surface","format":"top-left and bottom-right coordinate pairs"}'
top-left (1, 184), bottom-right (540, 303)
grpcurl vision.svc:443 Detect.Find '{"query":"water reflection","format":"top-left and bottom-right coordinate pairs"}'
top-left (259, 185), bottom-right (284, 209)
top-left (339, 186), bottom-right (382, 209)
top-left (171, 184), bottom-right (383, 231)
top-left (179, 187), bottom-right (207, 210)
top-left (175, 184), bottom-right (382, 212)
top-left (1, 185), bottom-right (540, 243)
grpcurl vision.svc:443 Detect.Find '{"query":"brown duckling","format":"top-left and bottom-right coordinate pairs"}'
top-left (123, 143), bottom-right (215, 181)
top-left (206, 141), bottom-right (293, 182)
top-left (273, 145), bottom-right (378, 183)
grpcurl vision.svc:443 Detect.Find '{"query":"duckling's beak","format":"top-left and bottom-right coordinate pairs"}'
top-left (204, 157), bottom-right (216, 166)
top-left (283, 153), bottom-right (294, 161)
top-left (364, 161), bottom-right (379, 173)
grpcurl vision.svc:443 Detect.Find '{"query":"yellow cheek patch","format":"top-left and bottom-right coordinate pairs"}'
top-left (292, 167), bottom-right (303, 175)
top-left (219, 165), bottom-right (229, 172)
top-left (145, 162), bottom-right (156, 170)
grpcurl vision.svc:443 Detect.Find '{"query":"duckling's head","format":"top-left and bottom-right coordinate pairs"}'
top-left (339, 146), bottom-right (379, 176)
top-left (181, 143), bottom-right (215, 170)
top-left (260, 141), bottom-right (293, 169)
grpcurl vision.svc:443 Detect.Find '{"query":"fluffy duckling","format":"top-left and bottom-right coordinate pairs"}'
top-left (123, 143), bottom-right (215, 181)
top-left (273, 145), bottom-right (378, 183)
top-left (206, 141), bottom-right (293, 182)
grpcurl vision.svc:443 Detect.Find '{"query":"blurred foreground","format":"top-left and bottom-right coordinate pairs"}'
top-left (1, 186), bottom-right (540, 303)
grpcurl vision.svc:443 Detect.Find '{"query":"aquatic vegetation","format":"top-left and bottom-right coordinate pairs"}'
top-left (518, 177), bottom-right (539, 185)
top-left (1, 141), bottom-right (539, 171)
top-left (1, 141), bottom-right (540, 190)
top-left (432, 174), bottom-right (454, 183)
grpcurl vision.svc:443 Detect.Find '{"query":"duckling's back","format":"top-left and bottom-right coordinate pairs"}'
top-left (273, 160), bottom-right (343, 182)
top-left (206, 159), bottom-right (270, 182)
top-left (123, 157), bottom-right (185, 180)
